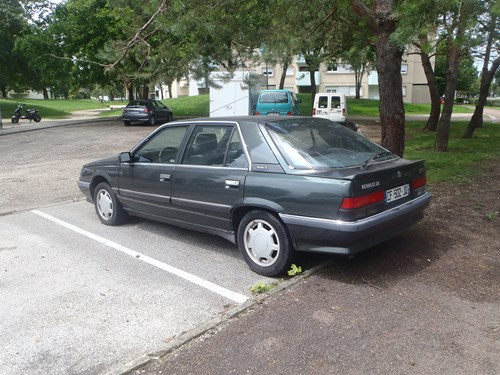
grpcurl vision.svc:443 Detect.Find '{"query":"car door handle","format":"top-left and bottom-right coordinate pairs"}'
top-left (225, 179), bottom-right (240, 188)
top-left (159, 173), bottom-right (171, 182)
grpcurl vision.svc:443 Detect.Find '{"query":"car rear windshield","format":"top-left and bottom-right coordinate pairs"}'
top-left (126, 101), bottom-right (148, 108)
top-left (264, 118), bottom-right (395, 169)
top-left (259, 92), bottom-right (289, 104)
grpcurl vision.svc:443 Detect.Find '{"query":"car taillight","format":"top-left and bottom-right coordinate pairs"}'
top-left (287, 111), bottom-right (292, 115)
top-left (313, 108), bottom-right (316, 115)
top-left (340, 190), bottom-right (385, 210)
top-left (255, 111), bottom-right (260, 115)
top-left (411, 176), bottom-right (426, 190)
top-left (144, 108), bottom-right (150, 113)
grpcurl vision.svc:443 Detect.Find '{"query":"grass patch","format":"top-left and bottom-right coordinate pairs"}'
top-left (404, 121), bottom-right (500, 185)
top-left (0, 98), bottom-right (121, 119)
top-left (164, 95), bottom-right (210, 117)
top-left (1, 96), bottom-right (474, 119)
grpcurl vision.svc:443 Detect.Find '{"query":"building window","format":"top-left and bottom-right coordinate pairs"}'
top-left (402, 86), bottom-right (407, 96)
top-left (261, 67), bottom-right (274, 77)
top-left (401, 64), bottom-right (408, 74)
top-left (326, 63), bottom-right (353, 73)
top-left (286, 66), bottom-right (294, 76)
top-left (326, 86), bottom-right (363, 97)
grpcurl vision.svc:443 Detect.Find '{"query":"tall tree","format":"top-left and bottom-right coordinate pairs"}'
top-left (463, 1), bottom-right (500, 138)
top-left (434, 0), bottom-right (479, 151)
top-left (0, 0), bottom-right (26, 97)
top-left (351, 0), bottom-right (406, 157)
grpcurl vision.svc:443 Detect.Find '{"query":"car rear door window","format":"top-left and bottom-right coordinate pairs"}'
top-left (182, 125), bottom-right (230, 166)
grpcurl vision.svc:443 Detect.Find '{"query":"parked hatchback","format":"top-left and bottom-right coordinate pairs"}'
top-left (78, 116), bottom-right (431, 276)
top-left (122, 99), bottom-right (173, 126)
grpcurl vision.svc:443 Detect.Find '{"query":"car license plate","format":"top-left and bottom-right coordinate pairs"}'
top-left (386, 184), bottom-right (409, 203)
top-left (268, 112), bottom-right (279, 116)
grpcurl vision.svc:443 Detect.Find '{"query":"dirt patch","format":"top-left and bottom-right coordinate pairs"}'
top-left (353, 121), bottom-right (500, 303)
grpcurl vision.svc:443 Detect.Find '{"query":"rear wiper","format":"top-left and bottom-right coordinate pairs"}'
top-left (362, 151), bottom-right (393, 169)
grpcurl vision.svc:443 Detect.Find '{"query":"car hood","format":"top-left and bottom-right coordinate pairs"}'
top-left (83, 155), bottom-right (121, 168)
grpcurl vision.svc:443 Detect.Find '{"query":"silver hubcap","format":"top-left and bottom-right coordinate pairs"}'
top-left (97, 189), bottom-right (113, 220)
top-left (243, 219), bottom-right (280, 267)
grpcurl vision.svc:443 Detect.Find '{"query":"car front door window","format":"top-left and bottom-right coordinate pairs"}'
top-left (133, 126), bottom-right (188, 164)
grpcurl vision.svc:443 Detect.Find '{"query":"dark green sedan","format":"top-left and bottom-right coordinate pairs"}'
top-left (78, 116), bottom-right (431, 276)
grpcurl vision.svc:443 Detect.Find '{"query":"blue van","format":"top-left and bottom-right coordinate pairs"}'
top-left (255, 90), bottom-right (300, 116)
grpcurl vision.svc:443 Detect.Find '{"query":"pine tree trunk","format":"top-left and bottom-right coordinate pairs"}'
top-left (420, 51), bottom-right (440, 131)
top-left (463, 58), bottom-right (500, 138)
top-left (376, 19), bottom-right (405, 157)
top-left (279, 62), bottom-right (288, 90)
top-left (434, 50), bottom-right (459, 152)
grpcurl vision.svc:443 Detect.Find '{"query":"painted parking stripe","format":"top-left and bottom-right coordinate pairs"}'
top-left (32, 210), bottom-right (249, 304)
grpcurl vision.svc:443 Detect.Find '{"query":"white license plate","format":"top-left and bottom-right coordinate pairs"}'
top-left (268, 112), bottom-right (280, 116)
top-left (386, 184), bottom-right (410, 203)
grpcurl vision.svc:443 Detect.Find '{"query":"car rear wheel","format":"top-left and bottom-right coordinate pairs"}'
top-left (123, 120), bottom-right (131, 126)
top-left (149, 116), bottom-right (155, 126)
top-left (94, 182), bottom-right (127, 226)
top-left (237, 210), bottom-right (294, 277)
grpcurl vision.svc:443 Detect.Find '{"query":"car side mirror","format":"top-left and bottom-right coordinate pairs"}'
top-left (119, 152), bottom-right (132, 163)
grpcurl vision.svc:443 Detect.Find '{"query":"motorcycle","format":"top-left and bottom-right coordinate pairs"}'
top-left (11, 103), bottom-right (41, 123)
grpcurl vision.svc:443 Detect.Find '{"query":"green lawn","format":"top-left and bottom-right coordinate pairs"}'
top-left (0, 95), bottom-right (474, 119)
top-left (404, 121), bottom-right (500, 185)
top-left (0, 98), bottom-right (118, 119)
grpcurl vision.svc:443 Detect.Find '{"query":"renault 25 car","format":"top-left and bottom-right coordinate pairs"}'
top-left (78, 116), bottom-right (432, 276)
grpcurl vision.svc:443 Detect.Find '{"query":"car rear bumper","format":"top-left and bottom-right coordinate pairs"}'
top-left (280, 192), bottom-right (432, 255)
top-left (122, 114), bottom-right (150, 123)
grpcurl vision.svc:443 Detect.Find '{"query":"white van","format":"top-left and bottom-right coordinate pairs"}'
top-left (312, 93), bottom-right (347, 122)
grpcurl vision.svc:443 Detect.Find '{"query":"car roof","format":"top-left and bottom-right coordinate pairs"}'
top-left (169, 115), bottom-right (313, 124)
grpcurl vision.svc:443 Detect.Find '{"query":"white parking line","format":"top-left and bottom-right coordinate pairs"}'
top-left (32, 210), bottom-right (249, 304)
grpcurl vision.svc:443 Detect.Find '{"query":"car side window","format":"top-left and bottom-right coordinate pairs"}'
top-left (225, 131), bottom-right (248, 168)
top-left (182, 125), bottom-right (233, 166)
top-left (133, 126), bottom-right (188, 164)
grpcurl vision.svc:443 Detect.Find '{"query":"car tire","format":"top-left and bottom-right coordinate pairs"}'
top-left (237, 210), bottom-right (294, 277)
top-left (123, 120), bottom-right (131, 126)
top-left (93, 182), bottom-right (127, 226)
top-left (149, 116), bottom-right (155, 126)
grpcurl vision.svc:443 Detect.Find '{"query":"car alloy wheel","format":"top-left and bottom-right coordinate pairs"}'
top-left (94, 182), bottom-right (127, 226)
top-left (237, 210), bottom-right (293, 276)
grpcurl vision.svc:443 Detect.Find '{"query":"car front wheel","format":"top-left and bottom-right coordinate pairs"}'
top-left (237, 210), bottom-right (294, 277)
top-left (94, 182), bottom-right (127, 226)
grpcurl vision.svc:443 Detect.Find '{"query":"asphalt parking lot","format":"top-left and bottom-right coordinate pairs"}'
top-left (0, 119), bottom-right (286, 374)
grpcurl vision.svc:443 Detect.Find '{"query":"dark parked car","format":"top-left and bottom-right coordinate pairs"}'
top-left (78, 116), bottom-right (431, 276)
top-left (122, 99), bottom-right (173, 126)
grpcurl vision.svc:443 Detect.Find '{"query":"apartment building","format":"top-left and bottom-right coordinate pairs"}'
top-left (162, 52), bottom-right (431, 104)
